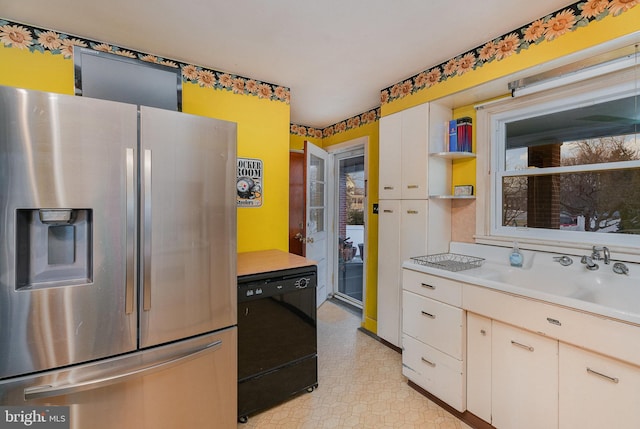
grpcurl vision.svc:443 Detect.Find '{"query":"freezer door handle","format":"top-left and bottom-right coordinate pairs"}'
top-left (23, 340), bottom-right (222, 400)
top-left (125, 148), bottom-right (136, 314)
top-left (142, 149), bottom-right (152, 311)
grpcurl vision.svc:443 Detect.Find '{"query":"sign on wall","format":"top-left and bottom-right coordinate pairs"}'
top-left (237, 158), bottom-right (263, 207)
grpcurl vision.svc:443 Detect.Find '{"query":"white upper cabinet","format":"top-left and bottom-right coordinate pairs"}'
top-left (400, 103), bottom-right (429, 199)
top-left (379, 111), bottom-right (403, 199)
top-left (379, 103), bottom-right (449, 200)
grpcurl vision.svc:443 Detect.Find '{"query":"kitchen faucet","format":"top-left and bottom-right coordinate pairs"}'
top-left (592, 246), bottom-right (610, 265)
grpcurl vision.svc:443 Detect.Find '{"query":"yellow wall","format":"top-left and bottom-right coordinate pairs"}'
top-left (0, 41), bottom-right (290, 254)
top-left (184, 84), bottom-right (290, 252)
top-left (0, 46), bottom-right (73, 94)
top-left (381, 6), bottom-right (640, 117)
top-left (289, 133), bottom-right (321, 151)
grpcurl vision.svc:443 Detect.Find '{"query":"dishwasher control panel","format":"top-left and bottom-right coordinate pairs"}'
top-left (238, 267), bottom-right (317, 302)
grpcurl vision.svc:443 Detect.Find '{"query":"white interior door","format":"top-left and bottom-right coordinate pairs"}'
top-left (305, 141), bottom-right (329, 307)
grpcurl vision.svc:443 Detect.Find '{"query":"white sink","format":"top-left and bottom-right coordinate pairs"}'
top-left (478, 258), bottom-right (639, 312)
top-left (404, 243), bottom-right (640, 325)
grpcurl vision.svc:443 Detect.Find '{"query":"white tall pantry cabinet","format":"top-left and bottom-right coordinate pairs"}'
top-left (377, 102), bottom-right (451, 347)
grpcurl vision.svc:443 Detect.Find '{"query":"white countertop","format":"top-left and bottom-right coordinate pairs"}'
top-left (402, 242), bottom-right (640, 327)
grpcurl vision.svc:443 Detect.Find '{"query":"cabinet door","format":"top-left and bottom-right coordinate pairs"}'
top-left (466, 313), bottom-right (492, 423)
top-left (559, 343), bottom-right (640, 429)
top-left (376, 200), bottom-right (401, 347)
top-left (492, 321), bottom-right (558, 429)
top-left (401, 104), bottom-right (429, 199)
top-left (379, 112), bottom-right (402, 199)
top-left (399, 200), bottom-right (429, 262)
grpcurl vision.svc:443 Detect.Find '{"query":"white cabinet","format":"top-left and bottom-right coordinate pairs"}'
top-left (401, 270), bottom-right (466, 412)
top-left (379, 104), bottom-right (430, 200)
top-left (400, 104), bottom-right (430, 200)
top-left (466, 312), bottom-right (492, 423)
top-left (491, 321), bottom-right (558, 429)
top-left (378, 200), bottom-right (445, 347)
top-left (379, 111), bottom-right (403, 199)
top-left (559, 343), bottom-right (640, 429)
top-left (377, 101), bottom-right (452, 348)
top-left (376, 200), bottom-right (401, 345)
top-left (464, 283), bottom-right (640, 428)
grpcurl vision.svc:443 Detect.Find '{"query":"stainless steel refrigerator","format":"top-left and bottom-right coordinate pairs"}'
top-left (0, 85), bottom-right (237, 428)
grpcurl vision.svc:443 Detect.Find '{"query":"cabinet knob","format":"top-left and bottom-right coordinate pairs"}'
top-left (480, 329), bottom-right (487, 336)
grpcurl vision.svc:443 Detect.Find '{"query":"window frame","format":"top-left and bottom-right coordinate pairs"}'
top-left (475, 66), bottom-right (640, 255)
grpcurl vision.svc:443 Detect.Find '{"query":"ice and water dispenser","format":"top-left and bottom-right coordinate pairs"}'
top-left (15, 208), bottom-right (93, 290)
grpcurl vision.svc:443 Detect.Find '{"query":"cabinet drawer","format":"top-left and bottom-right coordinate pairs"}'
top-left (402, 334), bottom-right (465, 412)
top-left (403, 269), bottom-right (462, 306)
top-left (403, 291), bottom-right (465, 359)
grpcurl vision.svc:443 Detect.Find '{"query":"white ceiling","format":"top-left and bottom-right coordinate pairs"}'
top-left (1, 0), bottom-right (575, 128)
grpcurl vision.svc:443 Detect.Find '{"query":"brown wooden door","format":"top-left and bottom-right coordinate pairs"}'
top-left (289, 150), bottom-right (305, 256)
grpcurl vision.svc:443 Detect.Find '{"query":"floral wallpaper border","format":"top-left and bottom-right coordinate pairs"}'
top-left (381, 0), bottom-right (638, 105)
top-left (290, 106), bottom-right (380, 139)
top-left (0, 18), bottom-right (290, 104)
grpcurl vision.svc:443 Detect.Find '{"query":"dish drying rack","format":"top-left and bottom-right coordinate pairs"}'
top-left (410, 253), bottom-right (484, 272)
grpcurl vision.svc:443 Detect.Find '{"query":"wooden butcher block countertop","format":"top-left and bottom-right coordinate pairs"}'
top-left (237, 249), bottom-right (316, 278)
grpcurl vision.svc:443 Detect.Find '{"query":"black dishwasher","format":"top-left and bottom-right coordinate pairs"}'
top-left (237, 265), bottom-right (318, 422)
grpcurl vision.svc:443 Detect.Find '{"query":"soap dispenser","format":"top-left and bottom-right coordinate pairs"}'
top-left (510, 242), bottom-right (523, 267)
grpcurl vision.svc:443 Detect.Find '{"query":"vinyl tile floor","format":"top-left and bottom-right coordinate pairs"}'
top-left (238, 300), bottom-right (472, 429)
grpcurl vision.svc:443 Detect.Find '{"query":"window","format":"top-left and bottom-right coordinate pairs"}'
top-left (481, 61), bottom-right (639, 248)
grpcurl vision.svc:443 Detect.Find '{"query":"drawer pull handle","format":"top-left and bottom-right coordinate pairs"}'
top-left (511, 340), bottom-right (534, 352)
top-left (383, 186), bottom-right (394, 190)
top-left (421, 283), bottom-right (436, 290)
top-left (383, 210), bottom-right (394, 213)
top-left (546, 317), bottom-right (562, 326)
top-left (407, 185), bottom-right (419, 189)
top-left (421, 357), bottom-right (436, 367)
top-left (407, 210), bottom-right (419, 214)
top-left (587, 368), bottom-right (619, 384)
top-left (421, 311), bottom-right (435, 319)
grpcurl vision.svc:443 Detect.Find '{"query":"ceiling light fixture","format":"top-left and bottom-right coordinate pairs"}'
top-left (509, 44), bottom-right (638, 97)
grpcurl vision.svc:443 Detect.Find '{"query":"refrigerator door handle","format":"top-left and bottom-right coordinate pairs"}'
top-left (125, 148), bottom-right (136, 314)
top-left (23, 340), bottom-right (222, 400)
top-left (142, 149), bottom-right (152, 311)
